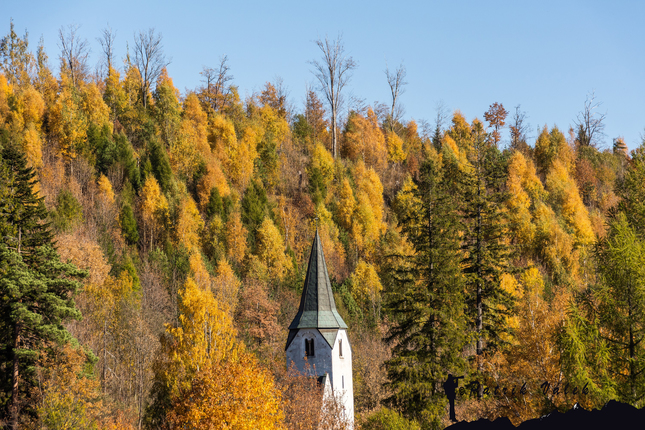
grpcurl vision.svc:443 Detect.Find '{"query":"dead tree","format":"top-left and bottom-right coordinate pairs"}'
top-left (133, 28), bottom-right (169, 109)
top-left (385, 62), bottom-right (407, 132)
top-left (310, 35), bottom-right (356, 158)
top-left (574, 91), bottom-right (606, 148)
top-left (199, 55), bottom-right (233, 113)
top-left (58, 24), bottom-right (90, 87)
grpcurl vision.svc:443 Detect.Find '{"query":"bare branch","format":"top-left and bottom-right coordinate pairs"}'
top-left (97, 25), bottom-right (117, 75)
top-left (509, 105), bottom-right (531, 154)
top-left (58, 24), bottom-right (90, 87)
top-left (133, 28), bottom-right (170, 109)
top-left (199, 55), bottom-right (233, 113)
top-left (574, 91), bottom-right (606, 148)
top-left (385, 62), bottom-right (407, 131)
top-left (310, 35), bottom-right (356, 158)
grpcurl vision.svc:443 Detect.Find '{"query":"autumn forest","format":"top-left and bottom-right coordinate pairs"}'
top-left (1, 21), bottom-right (644, 430)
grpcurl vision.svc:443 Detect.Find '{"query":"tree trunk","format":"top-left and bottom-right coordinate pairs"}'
top-left (11, 323), bottom-right (20, 430)
top-left (476, 171), bottom-right (483, 399)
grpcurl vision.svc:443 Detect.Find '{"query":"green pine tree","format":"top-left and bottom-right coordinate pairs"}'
top-left (384, 153), bottom-right (467, 426)
top-left (0, 142), bottom-right (86, 428)
top-left (456, 123), bottom-right (515, 389)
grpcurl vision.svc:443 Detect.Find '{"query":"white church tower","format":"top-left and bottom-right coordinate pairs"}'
top-left (286, 230), bottom-right (354, 426)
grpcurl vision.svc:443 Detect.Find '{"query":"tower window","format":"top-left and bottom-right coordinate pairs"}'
top-left (305, 338), bottom-right (315, 357)
top-left (339, 339), bottom-right (343, 357)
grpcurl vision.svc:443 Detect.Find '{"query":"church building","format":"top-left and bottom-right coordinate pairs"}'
top-left (285, 230), bottom-right (354, 426)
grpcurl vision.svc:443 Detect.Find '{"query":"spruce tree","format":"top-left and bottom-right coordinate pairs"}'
top-left (456, 124), bottom-right (514, 389)
top-left (0, 142), bottom-right (85, 428)
top-left (384, 152), bottom-right (467, 425)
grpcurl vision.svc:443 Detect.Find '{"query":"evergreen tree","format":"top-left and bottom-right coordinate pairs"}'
top-left (0, 143), bottom-right (53, 266)
top-left (616, 143), bottom-right (645, 233)
top-left (384, 153), bottom-right (467, 426)
top-left (241, 179), bottom-right (269, 249)
top-left (148, 139), bottom-right (173, 194)
top-left (0, 142), bottom-right (85, 428)
top-left (456, 123), bottom-right (514, 387)
top-left (595, 213), bottom-right (645, 404)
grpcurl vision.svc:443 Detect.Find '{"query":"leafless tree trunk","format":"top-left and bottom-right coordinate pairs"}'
top-left (133, 28), bottom-right (169, 109)
top-left (199, 55), bottom-right (233, 113)
top-left (310, 35), bottom-right (356, 158)
top-left (97, 25), bottom-right (117, 75)
top-left (385, 62), bottom-right (407, 132)
top-left (58, 24), bottom-right (90, 87)
top-left (509, 105), bottom-right (530, 154)
top-left (574, 91), bottom-right (606, 148)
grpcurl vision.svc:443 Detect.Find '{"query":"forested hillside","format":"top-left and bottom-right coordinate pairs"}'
top-left (1, 21), bottom-right (644, 430)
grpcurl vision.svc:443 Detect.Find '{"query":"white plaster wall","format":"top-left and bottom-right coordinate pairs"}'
top-left (331, 329), bottom-right (354, 426)
top-left (286, 328), bottom-right (333, 377)
top-left (286, 328), bottom-right (354, 428)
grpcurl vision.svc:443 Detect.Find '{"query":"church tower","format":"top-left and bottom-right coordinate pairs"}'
top-left (286, 230), bottom-right (354, 426)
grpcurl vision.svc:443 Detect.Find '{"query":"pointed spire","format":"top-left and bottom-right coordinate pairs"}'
top-left (288, 230), bottom-right (347, 330)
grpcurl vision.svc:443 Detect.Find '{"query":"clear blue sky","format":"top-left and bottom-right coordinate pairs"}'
top-left (7, 0), bottom-right (645, 150)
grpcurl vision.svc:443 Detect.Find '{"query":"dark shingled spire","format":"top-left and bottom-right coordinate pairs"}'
top-left (288, 230), bottom-right (348, 331)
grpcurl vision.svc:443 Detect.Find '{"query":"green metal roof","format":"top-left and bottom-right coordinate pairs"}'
top-left (288, 230), bottom-right (348, 331)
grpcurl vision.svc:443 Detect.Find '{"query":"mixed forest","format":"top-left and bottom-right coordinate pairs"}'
top-left (1, 21), bottom-right (645, 430)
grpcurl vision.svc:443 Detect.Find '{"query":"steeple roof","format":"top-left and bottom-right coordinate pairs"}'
top-left (288, 230), bottom-right (348, 330)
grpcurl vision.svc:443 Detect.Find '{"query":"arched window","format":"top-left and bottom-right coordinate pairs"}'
top-left (305, 338), bottom-right (315, 357)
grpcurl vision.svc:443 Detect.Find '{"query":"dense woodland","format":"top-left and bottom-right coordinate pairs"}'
top-left (1, 21), bottom-right (644, 430)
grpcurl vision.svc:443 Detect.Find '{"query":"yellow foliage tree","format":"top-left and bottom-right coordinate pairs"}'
top-left (546, 159), bottom-right (595, 247)
top-left (175, 196), bottom-right (204, 252)
top-left (212, 258), bottom-right (241, 313)
top-left (338, 178), bottom-right (356, 231)
top-left (533, 201), bottom-right (579, 281)
top-left (256, 217), bottom-right (290, 281)
top-left (167, 352), bottom-right (284, 430)
top-left (307, 142), bottom-right (335, 201)
top-left (189, 252), bottom-right (212, 291)
top-left (313, 204), bottom-right (347, 280)
top-left (495, 266), bottom-right (571, 422)
top-left (140, 175), bottom-right (169, 248)
top-left (163, 276), bottom-right (240, 395)
top-left (97, 174), bottom-right (115, 204)
top-left (183, 93), bottom-right (209, 152)
top-left (353, 161), bottom-right (386, 255)
top-left (386, 131), bottom-right (406, 163)
top-left (229, 126), bottom-right (259, 190)
top-left (34, 344), bottom-right (106, 430)
top-left (259, 104), bottom-right (290, 146)
top-left (0, 74), bottom-right (11, 125)
top-left (342, 108), bottom-right (387, 170)
top-left (506, 151), bottom-right (545, 246)
top-left (196, 155), bottom-right (230, 210)
top-left (534, 126), bottom-right (574, 178)
top-left (225, 211), bottom-right (248, 265)
top-left (208, 113), bottom-right (237, 166)
top-left (350, 259), bottom-right (383, 318)
top-left (81, 82), bottom-right (111, 129)
top-left (447, 110), bottom-right (473, 151)
top-left (50, 81), bottom-right (87, 161)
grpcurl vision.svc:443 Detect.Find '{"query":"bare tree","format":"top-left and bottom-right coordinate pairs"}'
top-left (384, 62), bottom-right (407, 132)
top-left (431, 100), bottom-right (449, 149)
top-left (310, 35), bottom-right (357, 158)
top-left (58, 24), bottom-right (90, 87)
top-left (97, 25), bottom-right (116, 76)
top-left (199, 55), bottom-right (233, 113)
top-left (133, 28), bottom-right (170, 109)
top-left (574, 91), bottom-right (606, 148)
top-left (509, 105), bottom-right (531, 154)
